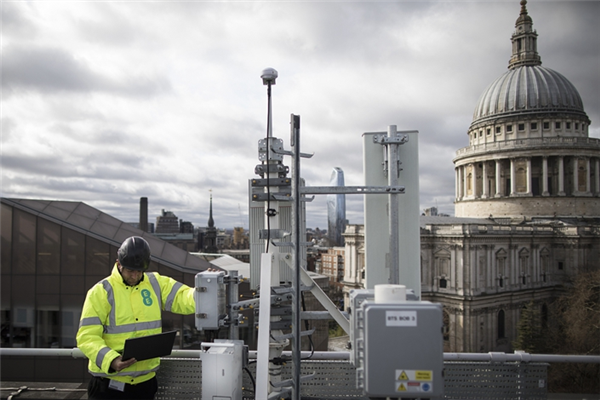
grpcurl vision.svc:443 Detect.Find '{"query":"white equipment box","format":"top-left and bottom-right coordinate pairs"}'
top-left (201, 340), bottom-right (246, 400)
top-left (194, 271), bottom-right (226, 330)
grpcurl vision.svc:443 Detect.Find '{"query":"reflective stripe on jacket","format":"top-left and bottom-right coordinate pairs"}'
top-left (76, 264), bottom-right (195, 385)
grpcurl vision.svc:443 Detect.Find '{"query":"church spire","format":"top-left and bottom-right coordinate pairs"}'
top-left (203, 190), bottom-right (218, 253)
top-left (508, 0), bottom-right (541, 69)
top-left (208, 190), bottom-right (214, 228)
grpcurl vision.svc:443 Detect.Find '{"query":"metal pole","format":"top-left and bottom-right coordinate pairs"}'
top-left (387, 125), bottom-right (400, 284)
top-left (256, 67), bottom-right (282, 398)
top-left (228, 270), bottom-right (239, 340)
top-left (290, 114), bottom-right (302, 400)
top-left (267, 82), bottom-right (273, 139)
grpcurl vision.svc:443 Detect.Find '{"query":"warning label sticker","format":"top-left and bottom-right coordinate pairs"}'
top-left (396, 370), bottom-right (432, 381)
top-left (395, 381), bottom-right (433, 393)
top-left (395, 369), bottom-right (433, 393)
top-left (415, 370), bottom-right (432, 381)
top-left (385, 310), bottom-right (417, 327)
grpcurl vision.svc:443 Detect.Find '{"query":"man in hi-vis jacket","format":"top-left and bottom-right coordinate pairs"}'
top-left (77, 236), bottom-right (196, 399)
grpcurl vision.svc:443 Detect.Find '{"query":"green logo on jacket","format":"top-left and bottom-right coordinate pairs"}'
top-left (141, 289), bottom-right (153, 306)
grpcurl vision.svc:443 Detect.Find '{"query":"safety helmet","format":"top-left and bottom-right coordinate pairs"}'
top-left (117, 236), bottom-right (151, 272)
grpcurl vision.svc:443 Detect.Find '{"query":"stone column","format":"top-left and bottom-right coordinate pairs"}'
top-left (510, 158), bottom-right (516, 196)
top-left (482, 162), bottom-right (489, 199)
top-left (471, 163), bottom-right (477, 199)
top-left (573, 158), bottom-right (579, 194)
top-left (455, 167), bottom-right (460, 201)
top-left (558, 156), bottom-right (565, 196)
top-left (585, 157), bottom-right (591, 194)
top-left (462, 166), bottom-right (466, 199)
top-left (526, 157), bottom-right (532, 195)
top-left (495, 160), bottom-right (502, 198)
top-left (595, 158), bottom-right (600, 196)
top-left (542, 156), bottom-right (549, 196)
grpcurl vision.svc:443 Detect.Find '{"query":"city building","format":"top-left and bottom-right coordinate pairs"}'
top-left (152, 232), bottom-right (198, 252)
top-left (232, 227), bottom-right (249, 249)
top-left (341, 1), bottom-right (599, 353)
top-left (316, 247), bottom-right (345, 290)
top-left (216, 229), bottom-right (232, 250)
top-left (180, 220), bottom-right (194, 234)
top-left (341, 224), bottom-right (365, 300)
top-left (155, 209), bottom-right (179, 233)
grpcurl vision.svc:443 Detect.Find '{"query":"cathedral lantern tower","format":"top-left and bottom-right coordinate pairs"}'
top-left (454, 0), bottom-right (599, 219)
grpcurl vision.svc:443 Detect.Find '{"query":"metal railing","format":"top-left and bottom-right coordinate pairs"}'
top-left (2, 348), bottom-right (599, 400)
top-left (4, 348), bottom-right (599, 364)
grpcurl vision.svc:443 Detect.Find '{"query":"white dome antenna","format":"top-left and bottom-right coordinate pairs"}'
top-left (261, 67), bottom-right (278, 85)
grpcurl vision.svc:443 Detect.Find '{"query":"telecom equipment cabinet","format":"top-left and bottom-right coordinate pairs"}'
top-left (356, 300), bottom-right (444, 399)
top-left (194, 271), bottom-right (227, 331)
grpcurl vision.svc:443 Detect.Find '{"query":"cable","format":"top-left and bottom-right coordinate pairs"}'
top-left (243, 366), bottom-right (256, 395)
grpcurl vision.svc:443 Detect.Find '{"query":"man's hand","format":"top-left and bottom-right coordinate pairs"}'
top-left (110, 356), bottom-right (136, 372)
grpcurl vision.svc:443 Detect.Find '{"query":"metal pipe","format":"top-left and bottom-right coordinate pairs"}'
top-left (250, 351), bottom-right (351, 360)
top-left (443, 352), bottom-right (600, 363)
top-left (387, 125), bottom-right (400, 285)
top-left (0, 348), bottom-right (85, 358)
top-left (4, 349), bottom-right (599, 364)
top-left (290, 114), bottom-right (302, 400)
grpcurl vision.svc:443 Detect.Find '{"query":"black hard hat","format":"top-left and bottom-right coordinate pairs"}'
top-left (117, 236), bottom-right (151, 272)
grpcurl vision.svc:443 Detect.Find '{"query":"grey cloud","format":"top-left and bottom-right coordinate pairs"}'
top-left (267, 2), bottom-right (435, 64)
top-left (3, 46), bottom-right (96, 94)
top-left (1, 3), bottom-right (38, 39)
top-left (2, 174), bottom-right (117, 196)
top-left (2, 45), bottom-right (172, 98)
top-left (1, 154), bottom-right (77, 178)
top-left (74, 4), bottom-right (139, 46)
top-left (1, 118), bottom-right (17, 142)
top-left (1, 152), bottom-right (141, 181)
top-left (1, 1), bottom-right (597, 229)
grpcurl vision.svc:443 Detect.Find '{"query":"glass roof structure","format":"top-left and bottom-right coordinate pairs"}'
top-left (1, 198), bottom-right (212, 274)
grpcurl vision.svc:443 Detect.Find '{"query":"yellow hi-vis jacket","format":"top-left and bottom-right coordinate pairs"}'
top-left (76, 264), bottom-right (196, 385)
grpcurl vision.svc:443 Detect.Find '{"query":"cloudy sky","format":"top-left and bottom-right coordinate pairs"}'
top-left (2, 0), bottom-right (599, 230)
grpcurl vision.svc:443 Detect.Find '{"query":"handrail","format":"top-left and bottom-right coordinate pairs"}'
top-left (1, 348), bottom-right (599, 363)
top-left (443, 351), bottom-right (600, 363)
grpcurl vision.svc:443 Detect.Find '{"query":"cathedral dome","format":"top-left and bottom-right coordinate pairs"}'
top-left (454, 0), bottom-right (599, 220)
top-left (470, 0), bottom-right (589, 129)
top-left (472, 65), bottom-right (586, 126)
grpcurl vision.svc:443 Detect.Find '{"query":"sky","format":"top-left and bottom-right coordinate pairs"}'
top-left (2, 0), bottom-right (599, 231)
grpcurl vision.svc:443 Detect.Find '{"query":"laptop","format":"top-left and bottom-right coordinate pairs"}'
top-left (121, 330), bottom-right (178, 361)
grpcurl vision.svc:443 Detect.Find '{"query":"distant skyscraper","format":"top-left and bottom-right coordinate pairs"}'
top-left (327, 167), bottom-right (346, 246)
